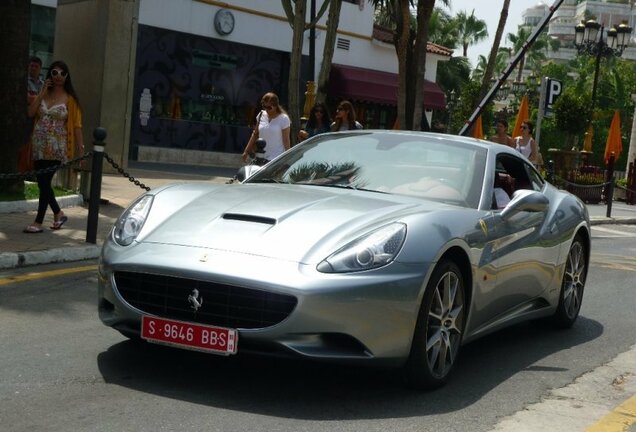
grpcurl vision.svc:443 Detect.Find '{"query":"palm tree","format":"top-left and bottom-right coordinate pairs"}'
top-left (507, 26), bottom-right (548, 82)
top-left (281, 0), bottom-right (332, 144)
top-left (315, 0), bottom-right (343, 105)
top-left (428, 7), bottom-right (459, 54)
top-left (437, 56), bottom-right (471, 97)
top-left (455, 9), bottom-right (488, 57)
top-left (477, 0), bottom-right (510, 103)
top-left (370, 0), bottom-right (448, 131)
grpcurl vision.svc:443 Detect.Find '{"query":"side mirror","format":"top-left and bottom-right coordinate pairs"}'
top-left (236, 165), bottom-right (262, 183)
top-left (501, 189), bottom-right (548, 220)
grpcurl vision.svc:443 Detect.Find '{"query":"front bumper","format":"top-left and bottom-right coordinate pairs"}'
top-left (98, 241), bottom-right (429, 365)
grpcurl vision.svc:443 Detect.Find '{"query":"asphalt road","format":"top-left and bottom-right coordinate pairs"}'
top-left (0, 225), bottom-right (635, 432)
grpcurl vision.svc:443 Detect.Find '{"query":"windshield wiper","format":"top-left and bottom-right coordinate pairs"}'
top-left (307, 183), bottom-right (388, 194)
top-left (251, 178), bottom-right (285, 184)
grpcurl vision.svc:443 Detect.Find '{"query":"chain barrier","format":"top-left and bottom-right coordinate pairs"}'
top-left (103, 152), bottom-right (150, 192)
top-left (615, 184), bottom-right (636, 195)
top-left (553, 175), bottom-right (612, 190)
top-left (0, 152), bottom-right (93, 180)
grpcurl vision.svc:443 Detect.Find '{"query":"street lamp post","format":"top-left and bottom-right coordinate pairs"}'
top-left (574, 20), bottom-right (632, 143)
top-left (446, 90), bottom-right (456, 134)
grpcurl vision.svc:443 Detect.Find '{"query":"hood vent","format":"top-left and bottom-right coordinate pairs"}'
top-left (223, 213), bottom-right (277, 225)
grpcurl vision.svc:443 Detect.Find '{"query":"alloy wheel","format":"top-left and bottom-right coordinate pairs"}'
top-left (425, 270), bottom-right (464, 379)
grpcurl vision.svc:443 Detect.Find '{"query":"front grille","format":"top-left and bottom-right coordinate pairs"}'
top-left (114, 271), bottom-right (297, 329)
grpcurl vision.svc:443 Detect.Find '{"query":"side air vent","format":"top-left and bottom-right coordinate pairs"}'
top-left (223, 213), bottom-right (276, 225)
top-left (337, 38), bottom-right (351, 50)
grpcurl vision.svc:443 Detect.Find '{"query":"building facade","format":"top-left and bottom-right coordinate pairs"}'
top-left (40, 0), bottom-right (451, 168)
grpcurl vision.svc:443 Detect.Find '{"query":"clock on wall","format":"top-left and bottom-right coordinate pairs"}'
top-left (214, 9), bottom-right (235, 36)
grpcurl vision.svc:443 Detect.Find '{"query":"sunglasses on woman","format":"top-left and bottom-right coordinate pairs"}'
top-left (51, 69), bottom-right (68, 78)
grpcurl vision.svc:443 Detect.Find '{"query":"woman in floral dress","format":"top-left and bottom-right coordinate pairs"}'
top-left (24, 60), bottom-right (84, 233)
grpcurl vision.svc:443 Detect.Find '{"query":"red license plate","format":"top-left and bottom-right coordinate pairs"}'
top-left (141, 316), bottom-right (238, 355)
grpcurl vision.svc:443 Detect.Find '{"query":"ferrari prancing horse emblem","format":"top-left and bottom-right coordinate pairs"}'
top-left (188, 289), bottom-right (203, 312)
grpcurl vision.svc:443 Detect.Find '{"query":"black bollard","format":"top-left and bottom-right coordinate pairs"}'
top-left (86, 127), bottom-right (107, 244)
top-left (605, 153), bottom-right (615, 218)
top-left (546, 159), bottom-right (555, 184)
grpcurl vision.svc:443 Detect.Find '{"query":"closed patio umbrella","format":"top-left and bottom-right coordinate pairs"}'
top-left (472, 115), bottom-right (484, 139)
top-left (604, 110), bottom-right (623, 164)
top-left (512, 94), bottom-right (529, 139)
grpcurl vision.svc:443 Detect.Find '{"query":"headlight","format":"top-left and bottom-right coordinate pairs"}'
top-left (112, 195), bottom-right (153, 246)
top-left (317, 223), bottom-right (407, 273)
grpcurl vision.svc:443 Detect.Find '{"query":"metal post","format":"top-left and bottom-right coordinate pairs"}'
top-left (309, 0), bottom-right (316, 81)
top-left (605, 153), bottom-right (615, 218)
top-left (588, 42), bottom-right (603, 134)
top-left (535, 77), bottom-right (548, 147)
top-left (546, 159), bottom-right (555, 184)
top-left (86, 127), bottom-right (107, 244)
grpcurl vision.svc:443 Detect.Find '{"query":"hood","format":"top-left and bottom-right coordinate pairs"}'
top-left (141, 184), bottom-right (441, 263)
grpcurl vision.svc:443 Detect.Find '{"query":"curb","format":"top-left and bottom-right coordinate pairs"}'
top-left (589, 217), bottom-right (636, 225)
top-left (0, 194), bottom-right (84, 214)
top-left (0, 245), bottom-right (101, 270)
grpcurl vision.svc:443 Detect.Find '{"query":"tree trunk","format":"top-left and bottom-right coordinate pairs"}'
top-left (0, 0), bottom-right (30, 195)
top-left (478, 0), bottom-right (510, 101)
top-left (411, 0), bottom-right (434, 131)
top-left (517, 56), bottom-right (525, 82)
top-left (395, 0), bottom-right (411, 130)
top-left (287, 0), bottom-right (307, 146)
top-left (316, 0), bottom-right (342, 105)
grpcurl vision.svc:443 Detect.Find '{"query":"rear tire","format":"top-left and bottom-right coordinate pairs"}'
top-left (403, 259), bottom-right (466, 389)
top-left (553, 234), bottom-right (587, 328)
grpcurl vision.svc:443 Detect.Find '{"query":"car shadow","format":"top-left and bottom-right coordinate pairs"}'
top-left (96, 316), bottom-right (603, 420)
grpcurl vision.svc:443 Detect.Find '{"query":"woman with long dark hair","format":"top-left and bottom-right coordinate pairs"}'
top-left (23, 60), bottom-right (84, 233)
top-left (298, 102), bottom-right (332, 141)
top-left (330, 100), bottom-right (363, 131)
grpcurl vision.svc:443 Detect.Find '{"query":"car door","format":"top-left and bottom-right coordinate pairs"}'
top-left (482, 157), bottom-right (558, 321)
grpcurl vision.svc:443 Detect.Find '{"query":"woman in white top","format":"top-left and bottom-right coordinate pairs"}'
top-left (242, 92), bottom-right (291, 162)
top-left (514, 119), bottom-right (538, 164)
top-left (330, 100), bottom-right (363, 131)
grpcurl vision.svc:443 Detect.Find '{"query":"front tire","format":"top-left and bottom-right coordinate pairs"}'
top-left (403, 259), bottom-right (466, 389)
top-left (553, 234), bottom-right (587, 328)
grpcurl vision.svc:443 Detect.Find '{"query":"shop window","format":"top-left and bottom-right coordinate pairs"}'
top-left (30, 5), bottom-right (56, 68)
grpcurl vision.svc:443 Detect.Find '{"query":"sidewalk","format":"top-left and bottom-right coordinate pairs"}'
top-left (2, 162), bottom-right (636, 270)
top-left (0, 162), bottom-right (236, 269)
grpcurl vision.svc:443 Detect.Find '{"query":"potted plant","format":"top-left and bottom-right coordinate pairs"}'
top-left (615, 177), bottom-right (628, 201)
top-left (566, 166), bottom-right (605, 204)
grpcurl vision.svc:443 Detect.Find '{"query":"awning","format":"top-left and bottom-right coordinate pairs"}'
top-left (329, 64), bottom-right (446, 109)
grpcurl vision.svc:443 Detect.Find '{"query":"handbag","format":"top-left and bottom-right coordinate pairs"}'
top-left (17, 141), bottom-right (33, 172)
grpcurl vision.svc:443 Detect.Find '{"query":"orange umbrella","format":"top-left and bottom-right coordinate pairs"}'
top-left (471, 115), bottom-right (484, 139)
top-left (512, 94), bottom-right (529, 138)
top-left (604, 110), bottom-right (623, 164)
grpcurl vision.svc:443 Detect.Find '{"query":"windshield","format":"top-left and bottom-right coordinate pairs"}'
top-left (247, 132), bottom-right (487, 208)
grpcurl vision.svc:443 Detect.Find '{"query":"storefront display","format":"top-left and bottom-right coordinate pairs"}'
top-left (130, 25), bottom-right (289, 159)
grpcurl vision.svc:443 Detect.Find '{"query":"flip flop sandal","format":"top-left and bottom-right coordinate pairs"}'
top-left (51, 215), bottom-right (68, 230)
top-left (23, 225), bottom-right (44, 233)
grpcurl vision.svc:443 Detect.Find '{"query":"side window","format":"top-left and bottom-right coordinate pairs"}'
top-left (524, 163), bottom-right (545, 191)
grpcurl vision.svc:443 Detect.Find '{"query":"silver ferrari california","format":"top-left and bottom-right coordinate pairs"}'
top-left (98, 131), bottom-right (590, 389)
